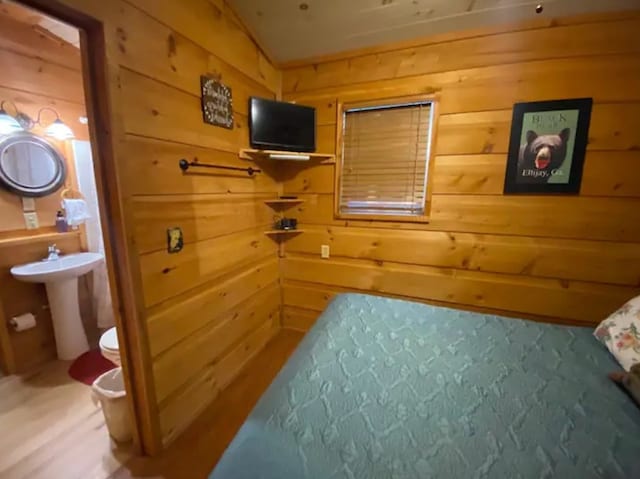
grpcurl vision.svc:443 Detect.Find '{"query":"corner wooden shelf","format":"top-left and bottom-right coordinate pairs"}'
top-left (264, 229), bottom-right (305, 236)
top-left (239, 148), bottom-right (335, 163)
top-left (265, 228), bottom-right (304, 257)
top-left (264, 198), bottom-right (305, 207)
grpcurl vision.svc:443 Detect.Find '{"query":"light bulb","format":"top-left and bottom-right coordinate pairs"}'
top-left (0, 109), bottom-right (23, 135)
top-left (44, 118), bottom-right (74, 140)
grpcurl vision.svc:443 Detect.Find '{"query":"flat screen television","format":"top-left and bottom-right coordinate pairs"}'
top-left (249, 97), bottom-right (316, 152)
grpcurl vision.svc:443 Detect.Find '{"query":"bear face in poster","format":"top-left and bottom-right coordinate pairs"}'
top-left (518, 128), bottom-right (570, 182)
top-left (504, 98), bottom-right (592, 194)
top-left (517, 109), bottom-right (578, 184)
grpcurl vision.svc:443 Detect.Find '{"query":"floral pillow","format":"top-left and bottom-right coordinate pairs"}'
top-left (594, 295), bottom-right (640, 371)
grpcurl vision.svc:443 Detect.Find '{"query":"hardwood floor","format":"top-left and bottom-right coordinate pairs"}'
top-left (0, 358), bottom-right (132, 479)
top-left (0, 330), bottom-right (304, 479)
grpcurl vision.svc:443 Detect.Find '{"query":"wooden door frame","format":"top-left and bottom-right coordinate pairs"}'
top-left (16, 0), bottom-right (163, 455)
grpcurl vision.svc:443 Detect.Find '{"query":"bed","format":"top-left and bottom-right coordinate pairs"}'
top-left (210, 293), bottom-right (640, 478)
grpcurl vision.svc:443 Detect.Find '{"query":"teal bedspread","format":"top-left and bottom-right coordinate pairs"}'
top-left (210, 293), bottom-right (640, 478)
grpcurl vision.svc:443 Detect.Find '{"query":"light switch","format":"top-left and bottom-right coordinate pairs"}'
top-left (321, 244), bottom-right (330, 259)
top-left (24, 212), bottom-right (39, 230)
top-left (21, 197), bottom-right (35, 211)
top-left (167, 227), bottom-right (184, 253)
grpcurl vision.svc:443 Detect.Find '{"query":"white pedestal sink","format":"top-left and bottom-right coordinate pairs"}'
top-left (11, 252), bottom-right (104, 360)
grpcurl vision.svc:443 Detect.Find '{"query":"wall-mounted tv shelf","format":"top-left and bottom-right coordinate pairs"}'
top-left (239, 148), bottom-right (335, 163)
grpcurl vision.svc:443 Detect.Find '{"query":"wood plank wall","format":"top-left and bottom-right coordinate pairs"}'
top-left (45, 0), bottom-right (282, 447)
top-left (279, 11), bottom-right (640, 331)
top-left (0, 10), bottom-right (88, 234)
top-left (17, 0), bottom-right (640, 453)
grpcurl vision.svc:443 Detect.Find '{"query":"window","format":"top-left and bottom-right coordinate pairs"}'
top-left (337, 98), bottom-right (437, 221)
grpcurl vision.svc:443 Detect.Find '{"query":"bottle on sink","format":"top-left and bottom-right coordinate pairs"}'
top-left (55, 210), bottom-right (68, 233)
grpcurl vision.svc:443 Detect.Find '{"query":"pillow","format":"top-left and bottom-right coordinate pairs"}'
top-left (594, 295), bottom-right (640, 371)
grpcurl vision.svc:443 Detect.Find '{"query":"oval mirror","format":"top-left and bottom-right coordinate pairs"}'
top-left (0, 133), bottom-right (66, 197)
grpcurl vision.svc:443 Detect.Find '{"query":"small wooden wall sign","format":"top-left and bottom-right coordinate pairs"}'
top-left (200, 75), bottom-right (234, 129)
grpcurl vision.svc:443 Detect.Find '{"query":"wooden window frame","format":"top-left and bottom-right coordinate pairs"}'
top-left (334, 94), bottom-right (439, 224)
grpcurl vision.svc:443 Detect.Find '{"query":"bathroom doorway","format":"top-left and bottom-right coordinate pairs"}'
top-left (0, 0), bottom-right (151, 473)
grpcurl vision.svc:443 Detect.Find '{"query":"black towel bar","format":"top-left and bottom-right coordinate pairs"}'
top-left (179, 158), bottom-right (261, 176)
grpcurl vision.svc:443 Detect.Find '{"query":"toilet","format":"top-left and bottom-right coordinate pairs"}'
top-left (99, 327), bottom-right (120, 365)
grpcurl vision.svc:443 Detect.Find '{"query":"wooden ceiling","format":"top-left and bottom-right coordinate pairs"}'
top-left (229, 0), bottom-right (640, 63)
top-left (0, 0), bottom-right (79, 48)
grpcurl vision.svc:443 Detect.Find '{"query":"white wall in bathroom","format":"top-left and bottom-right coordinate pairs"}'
top-left (71, 141), bottom-right (114, 329)
top-left (72, 141), bottom-right (102, 253)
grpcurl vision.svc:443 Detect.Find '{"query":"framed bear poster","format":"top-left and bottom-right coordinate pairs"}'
top-left (503, 98), bottom-right (592, 194)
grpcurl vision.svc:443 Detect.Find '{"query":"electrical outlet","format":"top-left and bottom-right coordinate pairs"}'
top-left (321, 244), bottom-right (330, 259)
top-left (24, 212), bottom-right (39, 230)
top-left (21, 197), bottom-right (35, 211)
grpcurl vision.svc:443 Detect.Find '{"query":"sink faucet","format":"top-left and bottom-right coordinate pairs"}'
top-left (45, 244), bottom-right (61, 261)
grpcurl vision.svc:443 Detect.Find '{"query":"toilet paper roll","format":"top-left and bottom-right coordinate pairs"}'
top-left (10, 313), bottom-right (36, 332)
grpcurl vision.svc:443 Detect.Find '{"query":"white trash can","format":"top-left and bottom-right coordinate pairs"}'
top-left (92, 367), bottom-right (132, 442)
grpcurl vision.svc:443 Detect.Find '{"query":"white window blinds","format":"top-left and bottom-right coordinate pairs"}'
top-left (339, 101), bottom-right (434, 217)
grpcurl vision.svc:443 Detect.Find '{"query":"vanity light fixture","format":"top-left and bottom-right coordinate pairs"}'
top-left (44, 118), bottom-right (75, 140)
top-left (0, 100), bottom-right (24, 135)
top-left (38, 107), bottom-right (75, 140)
top-left (0, 102), bottom-right (75, 140)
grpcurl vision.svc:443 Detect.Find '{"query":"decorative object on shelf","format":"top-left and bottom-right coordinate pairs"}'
top-left (239, 148), bottom-right (334, 163)
top-left (0, 101), bottom-right (75, 140)
top-left (504, 98), bottom-right (592, 194)
top-left (178, 158), bottom-right (261, 176)
top-left (0, 132), bottom-right (67, 197)
top-left (167, 227), bottom-right (184, 254)
top-left (275, 217), bottom-right (298, 230)
top-left (200, 75), bottom-right (233, 129)
top-left (263, 198), bottom-right (304, 256)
